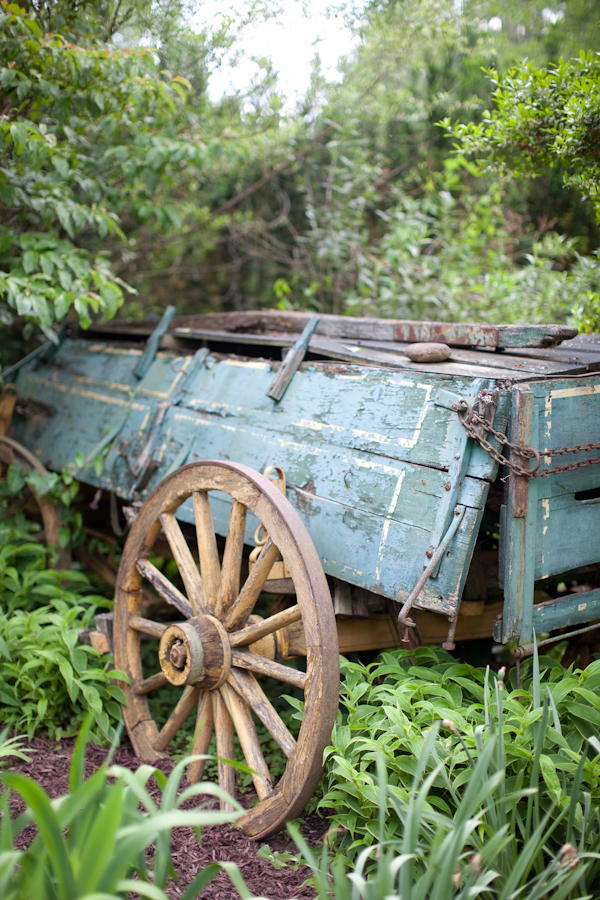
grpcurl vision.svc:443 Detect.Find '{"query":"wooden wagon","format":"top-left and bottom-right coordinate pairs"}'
top-left (3, 309), bottom-right (600, 838)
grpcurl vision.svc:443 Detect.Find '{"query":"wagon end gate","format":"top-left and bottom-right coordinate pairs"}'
top-left (499, 377), bottom-right (600, 650)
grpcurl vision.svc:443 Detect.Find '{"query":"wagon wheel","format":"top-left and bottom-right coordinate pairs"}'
top-left (0, 434), bottom-right (71, 570)
top-left (114, 460), bottom-right (339, 839)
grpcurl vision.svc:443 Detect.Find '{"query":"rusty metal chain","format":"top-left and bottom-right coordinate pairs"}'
top-left (452, 398), bottom-right (600, 479)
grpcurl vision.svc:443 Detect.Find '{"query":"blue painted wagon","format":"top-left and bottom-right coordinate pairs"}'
top-left (3, 308), bottom-right (600, 837)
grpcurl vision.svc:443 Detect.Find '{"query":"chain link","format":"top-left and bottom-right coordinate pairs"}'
top-left (452, 398), bottom-right (600, 479)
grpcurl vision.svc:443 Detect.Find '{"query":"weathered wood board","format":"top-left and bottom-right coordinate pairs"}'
top-left (500, 375), bottom-right (600, 642)
top-left (12, 338), bottom-right (506, 617)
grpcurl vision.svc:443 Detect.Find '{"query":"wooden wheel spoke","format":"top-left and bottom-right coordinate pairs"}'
top-left (159, 512), bottom-right (204, 615)
top-left (229, 605), bottom-right (302, 648)
top-left (216, 500), bottom-right (247, 618)
top-left (154, 685), bottom-right (200, 752)
top-left (221, 683), bottom-right (272, 800)
top-left (225, 537), bottom-right (280, 629)
top-left (231, 649), bottom-right (307, 690)
top-left (129, 615), bottom-right (167, 639)
top-left (212, 690), bottom-right (236, 811)
top-left (136, 558), bottom-right (193, 619)
top-left (188, 691), bottom-right (215, 783)
top-left (228, 669), bottom-right (296, 758)
top-left (192, 491), bottom-right (221, 613)
top-left (134, 671), bottom-right (169, 696)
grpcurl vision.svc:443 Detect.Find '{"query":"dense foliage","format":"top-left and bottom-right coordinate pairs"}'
top-left (451, 51), bottom-right (600, 221)
top-left (0, 519), bottom-right (123, 741)
top-left (318, 648), bottom-right (600, 893)
top-left (2, 0), bottom-right (600, 354)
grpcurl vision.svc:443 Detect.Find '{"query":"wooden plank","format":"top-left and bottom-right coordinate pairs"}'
top-left (11, 338), bottom-right (509, 474)
top-left (501, 387), bottom-right (535, 642)
top-left (267, 316), bottom-right (319, 400)
top-left (169, 311), bottom-right (577, 349)
top-left (306, 337), bottom-right (516, 379)
top-left (359, 340), bottom-right (588, 376)
top-left (134, 306), bottom-right (176, 379)
top-left (532, 588), bottom-right (600, 633)
top-left (288, 603), bottom-right (506, 653)
top-left (526, 376), bottom-right (600, 582)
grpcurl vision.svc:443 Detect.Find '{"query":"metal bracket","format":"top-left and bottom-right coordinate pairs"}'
top-left (398, 505), bottom-right (466, 631)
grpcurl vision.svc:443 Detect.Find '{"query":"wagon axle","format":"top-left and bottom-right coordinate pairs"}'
top-left (158, 614), bottom-right (231, 690)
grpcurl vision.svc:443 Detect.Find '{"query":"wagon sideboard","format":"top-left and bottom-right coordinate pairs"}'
top-left (8, 314), bottom-right (600, 649)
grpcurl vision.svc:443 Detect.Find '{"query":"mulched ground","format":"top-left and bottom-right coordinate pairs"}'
top-left (5, 735), bottom-right (329, 899)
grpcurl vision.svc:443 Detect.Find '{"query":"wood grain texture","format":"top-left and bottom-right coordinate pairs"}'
top-left (159, 512), bottom-right (204, 614)
top-left (155, 685), bottom-right (200, 751)
top-left (225, 538), bottom-right (280, 629)
top-left (187, 692), bottom-right (214, 783)
top-left (169, 310), bottom-right (576, 349)
top-left (212, 689), bottom-right (236, 811)
top-left (221, 683), bottom-right (272, 800)
top-left (129, 616), bottom-right (167, 639)
top-left (229, 605), bottom-right (302, 647)
top-left (134, 671), bottom-right (169, 696)
top-left (231, 649), bottom-right (307, 689)
top-left (216, 499), bottom-right (247, 618)
top-left (136, 558), bottom-right (193, 618)
top-left (267, 316), bottom-right (319, 400)
top-left (192, 490), bottom-right (221, 611)
top-left (228, 668), bottom-right (296, 757)
top-left (10, 338), bottom-right (499, 614)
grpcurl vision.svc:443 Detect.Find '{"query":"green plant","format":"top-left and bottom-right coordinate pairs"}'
top-left (449, 52), bottom-right (600, 223)
top-left (0, 461), bottom-right (84, 552)
top-left (292, 736), bottom-right (596, 900)
top-left (0, 716), bottom-right (255, 900)
top-left (319, 647), bottom-right (600, 892)
top-left (0, 726), bottom-right (33, 765)
top-left (0, 518), bottom-right (124, 741)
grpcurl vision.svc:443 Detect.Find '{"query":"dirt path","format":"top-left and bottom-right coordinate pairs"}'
top-left (6, 735), bottom-right (325, 899)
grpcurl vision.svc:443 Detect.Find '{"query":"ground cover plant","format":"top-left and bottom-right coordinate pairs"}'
top-left (0, 516), bottom-right (125, 742)
top-left (0, 717), bottom-right (254, 900)
top-left (317, 646), bottom-right (600, 895)
top-left (297, 735), bottom-right (595, 900)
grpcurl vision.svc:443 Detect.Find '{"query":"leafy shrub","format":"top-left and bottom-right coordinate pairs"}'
top-left (320, 647), bottom-right (600, 891)
top-left (0, 461), bottom-right (84, 552)
top-left (0, 717), bottom-right (253, 900)
top-left (296, 733), bottom-right (597, 900)
top-left (0, 519), bottom-right (123, 741)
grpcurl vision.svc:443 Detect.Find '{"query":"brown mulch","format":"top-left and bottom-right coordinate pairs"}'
top-left (5, 734), bottom-right (329, 899)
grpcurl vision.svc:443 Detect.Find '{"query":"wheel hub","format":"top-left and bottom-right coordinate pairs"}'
top-left (158, 614), bottom-right (231, 690)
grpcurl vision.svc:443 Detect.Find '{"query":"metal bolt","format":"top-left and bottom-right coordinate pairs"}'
top-left (444, 481), bottom-right (451, 491)
top-left (425, 547), bottom-right (434, 559)
top-left (169, 640), bottom-right (187, 670)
